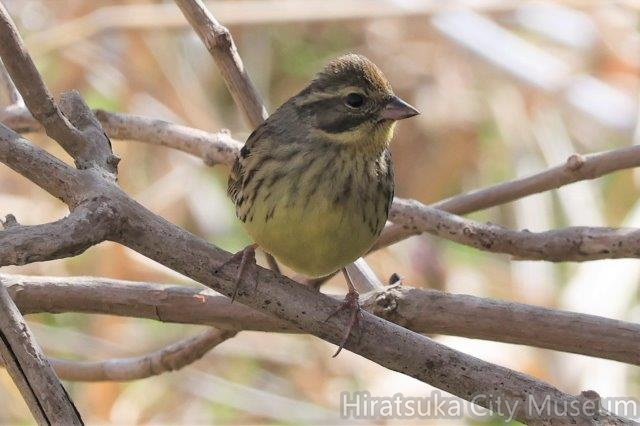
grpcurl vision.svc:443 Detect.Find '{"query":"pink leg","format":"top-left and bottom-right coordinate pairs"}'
top-left (325, 268), bottom-right (363, 357)
top-left (215, 243), bottom-right (258, 303)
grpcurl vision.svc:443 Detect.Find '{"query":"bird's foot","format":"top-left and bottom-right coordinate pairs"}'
top-left (214, 243), bottom-right (258, 303)
top-left (325, 289), bottom-right (363, 357)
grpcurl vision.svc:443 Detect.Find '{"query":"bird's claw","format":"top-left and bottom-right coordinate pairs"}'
top-left (325, 290), bottom-right (363, 357)
top-left (213, 244), bottom-right (258, 303)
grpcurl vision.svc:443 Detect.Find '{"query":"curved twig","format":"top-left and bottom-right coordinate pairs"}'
top-left (40, 329), bottom-right (235, 382)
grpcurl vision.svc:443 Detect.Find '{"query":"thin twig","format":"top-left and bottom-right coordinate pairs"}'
top-left (94, 110), bottom-right (242, 166)
top-left (174, 0), bottom-right (267, 127)
top-left (0, 58), bottom-right (21, 105)
top-left (0, 280), bottom-right (83, 425)
top-left (26, 328), bottom-right (237, 382)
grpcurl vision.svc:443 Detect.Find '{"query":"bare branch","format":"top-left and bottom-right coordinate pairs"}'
top-left (174, 0), bottom-right (267, 127)
top-left (0, 202), bottom-right (114, 267)
top-left (0, 281), bottom-right (82, 424)
top-left (391, 198), bottom-right (640, 261)
top-left (6, 274), bottom-right (639, 366)
top-left (40, 328), bottom-right (236, 382)
top-left (0, 5), bottom-right (116, 174)
top-left (374, 148), bottom-right (640, 250)
top-left (1, 107), bottom-right (243, 167)
top-left (94, 110), bottom-right (242, 166)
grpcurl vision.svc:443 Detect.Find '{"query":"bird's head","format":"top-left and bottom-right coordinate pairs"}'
top-left (294, 54), bottom-right (419, 151)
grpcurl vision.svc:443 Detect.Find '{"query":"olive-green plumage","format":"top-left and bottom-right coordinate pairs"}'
top-left (228, 54), bottom-right (418, 277)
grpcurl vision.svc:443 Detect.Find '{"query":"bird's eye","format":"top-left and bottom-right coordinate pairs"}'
top-left (345, 93), bottom-right (365, 108)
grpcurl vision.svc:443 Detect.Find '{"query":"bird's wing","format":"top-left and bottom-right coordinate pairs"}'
top-left (227, 121), bottom-right (270, 204)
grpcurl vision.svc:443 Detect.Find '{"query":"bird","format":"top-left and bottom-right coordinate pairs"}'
top-left (224, 54), bottom-right (419, 355)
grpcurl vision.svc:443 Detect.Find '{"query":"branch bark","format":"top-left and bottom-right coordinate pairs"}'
top-left (391, 198), bottom-right (640, 261)
top-left (0, 280), bottom-right (83, 425)
top-left (5, 274), bottom-right (639, 366)
top-left (94, 110), bottom-right (242, 166)
top-left (0, 202), bottom-right (115, 267)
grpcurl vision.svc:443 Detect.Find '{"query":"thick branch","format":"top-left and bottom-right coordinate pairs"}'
top-left (174, 0), bottom-right (267, 127)
top-left (391, 198), bottom-right (640, 261)
top-left (5, 274), bottom-right (639, 366)
top-left (41, 328), bottom-right (236, 382)
top-left (0, 202), bottom-right (115, 267)
top-left (0, 6), bottom-right (116, 173)
top-left (0, 281), bottom-right (82, 424)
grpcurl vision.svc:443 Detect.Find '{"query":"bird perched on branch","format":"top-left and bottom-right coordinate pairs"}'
top-left (225, 54), bottom-right (419, 355)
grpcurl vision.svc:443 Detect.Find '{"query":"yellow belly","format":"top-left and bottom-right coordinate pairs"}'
top-left (243, 197), bottom-right (378, 277)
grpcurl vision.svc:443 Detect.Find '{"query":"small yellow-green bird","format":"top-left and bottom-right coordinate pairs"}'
top-left (227, 54), bottom-right (419, 354)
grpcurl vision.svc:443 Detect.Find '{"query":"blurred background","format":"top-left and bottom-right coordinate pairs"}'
top-left (1, 0), bottom-right (639, 424)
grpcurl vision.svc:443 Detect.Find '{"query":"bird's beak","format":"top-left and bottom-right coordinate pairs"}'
top-left (379, 96), bottom-right (420, 121)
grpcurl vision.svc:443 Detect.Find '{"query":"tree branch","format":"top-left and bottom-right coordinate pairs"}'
top-left (5, 274), bottom-right (639, 366)
top-left (0, 4), bottom-right (116, 174)
top-left (0, 203), bottom-right (115, 267)
top-left (391, 198), bottom-right (640, 261)
top-left (375, 149), bottom-right (640, 249)
top-left (174, 0), bottom-right (267, 127)
top-left (35, 328), bottom-right (236, 382)
top-left (0, 107), bottom-right (243, 167)
top-left (94, 110), bottom-right (242, 166)
top-left (0, 280), bottom-right (83, 424)
top-left (0, 122), bottom-right (80, 204)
